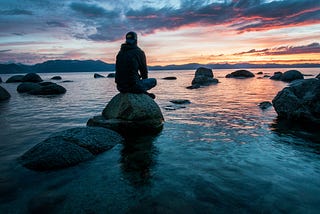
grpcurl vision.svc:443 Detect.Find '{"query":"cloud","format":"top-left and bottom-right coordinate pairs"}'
top-left (46, 21), bottom-right (68, 28)
top-left (0, 49), bottom-right (11, 53)
top-left (0, 9), bottom-right (33, 16)
top-left (233, 42), bottom-right (320, 56)
top-left (69, 2), bottom-right (118, 18)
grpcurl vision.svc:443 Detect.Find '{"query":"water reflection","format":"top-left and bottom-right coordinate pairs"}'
top-left (120, 135), bottom-right (158, 186)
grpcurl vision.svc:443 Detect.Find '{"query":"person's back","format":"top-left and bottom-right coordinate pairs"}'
top-left (115, 31), bottom-right (156, 98)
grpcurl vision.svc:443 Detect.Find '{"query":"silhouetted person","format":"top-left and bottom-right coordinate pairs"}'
top-left (115, 31), bottom-right (157, 99)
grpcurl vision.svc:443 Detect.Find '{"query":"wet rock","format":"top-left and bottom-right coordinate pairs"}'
top-left (226, 70), bottom-right (255, 78)
top-left (94, 73), bottom-right (105, 78)
top-left (316, 73), bottom-right (320, 79)
top-left (6, 75), bottom-right (25, 83)
top-left (258, 101), bottom-right (272, 110)
top-left (280, 70), bottom-right (304, 82)
top-left (22, 73), bottom-right (43, 83)
top-left (19, 127), bottom-right (124, 171)
top-left (107, 73), bottom-right (115, 78)
top-left (0, 77), bottom-right (2, 83)
top-left (0, 86), bottom-right (11, 101)
top-left (191, 67), bottom-right (219, 86)
top-left (51, 76), bottom-right (62, 80)
top-left (162, 76), bottom-right (177, 80)
top-left (186, 84), bottom-right (200, 89)
top-left (17, 82), bottom-right (66, 95)
top-left (28, 191), bottom-right (66, 214)
top-left (272, 78), bottom-right (320, 125)
top-left (61, 80), bottom-right (73, 83)
top-left (270, 71), bottom-right (283, 80)
top-left (170, 99), bottom-right (191, 104)
top-left (263, 75), bottom-right (271, 78)
top-left (87, 93), bottom-right (164, 135)
top-left (257, 72), bottom-right (263, 75)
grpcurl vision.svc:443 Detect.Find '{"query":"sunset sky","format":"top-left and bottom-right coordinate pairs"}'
top-left (0, 0), bottom-right (319, 66)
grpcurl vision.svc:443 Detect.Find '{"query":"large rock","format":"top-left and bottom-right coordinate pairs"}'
top-left (6, 75), bottom-right (25, 83)
top-left (280, 70), bottom-right (304, 82)
top-left (0, 86), bottom-right (11, 101)
top-left (22, 73), bottom-right (43, 83)
top-left (17, 82), bottom-right (66, 95)
top-left (19, 127), bottom-right (124, 171)
top-left (272, 78), bottom-right (320, 125)
top-left (87, 93), bottom-right (164, 135)
top-left (270, 72), bottom-right (283, 80)
top-left (226, 70), bottom-right (255, 78)
top-left (188, 67), bottom-right (218, 88)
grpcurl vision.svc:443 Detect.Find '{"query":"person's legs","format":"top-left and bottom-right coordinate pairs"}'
top-left (139, 78), bottom-right (157, 91)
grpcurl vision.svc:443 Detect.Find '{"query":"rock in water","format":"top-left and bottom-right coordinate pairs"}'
top-left (107, 73), bottom-right (115, 78)
top-left (258, 101), bottom-right (272, 110)
top-left (0, 77), bottom-right (2, 83)
top-left (6, 75), bottom-right (25, 83)
top-left (19, 127), bottom-right (124, 171)
top-left (87, 93), bottom-right (164, 135)
top-left (191, 67), bottom-right (218, 86)
top-left (280, 70), bottom-right (304, 82)
top-left (270, 72), bottom-right (283, 80)
top-left (0, 86), bottom-right (11, 101)
top-left (17, 82), bottom-right (66, 95)
top-left (226, 70), bottom-right (255, 78)
top-left (272, 78), bottom-right (320, 125)
top-left (94, 73), bottom-right (105, 78)
top-left (22, 73), bottom-right (43, 83)
top-left (316, 73), bottom-right (320, 79)
top-left (51, 76), bottom-right (62, 80)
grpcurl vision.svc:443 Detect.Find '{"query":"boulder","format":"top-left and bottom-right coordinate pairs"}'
top-left (170, 99), bottom-right (191, 104)
top-left (280, 70), bottom-right (304, 82)
top-left (191, 67), bottom-right (218, 86)
top-left (94, 73), bottom-right (105, 78)
top-left (0, 77), bottom-right (2, 83)
top-left (270, 72), bottom-right (283, 80)
top-left (6, 75), bottom-right (25, 83)
top-left (107, 73), bottom-right (115, 78)
top-left (272, 78), bottom-right (320, 125)
top-left (226, 70), bottom-right (255, 78)
top-left (87, 93), bottom-right (164, 135)
top-left (257, 72), bottom-right (263, 75)
top-left (0, 86), bottom-right (11, 101)
top-left (51, 76), bottom-right (62, 80)
top-left (17, 82), bottom-right (66, 95)
top-left (315, 73), bottom-right (320, 79)
top-left (19, 127), bottom-right (124, 171)
top-left (22, 73), bottom-right (43, 83)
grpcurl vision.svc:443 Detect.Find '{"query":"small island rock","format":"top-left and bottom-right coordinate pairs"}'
top-left (17, 82), bottom-right (66, 95)
top-left (270, 72), bottom-right (283, 80)
top-left (19, 127), bottom-right (124, 171)
top-left (87, 93), bottom-right (164, 135)
top-left (6, 75), bottom-right (25, 83)
top-left (258, 101), bottom-right (272, 110)
top-left (162, 76), bottom-right (177, 80)
top-left (0, 86), bottom-right (11, 101)
top-left (272, 78), bottom-right (320, 125)
top-left (315, 73), bottom-right (320, 79)
top-left (226, 70), bottom-right (255, 78)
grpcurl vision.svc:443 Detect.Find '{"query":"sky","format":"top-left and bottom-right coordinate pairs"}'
top-left (0, 0), bottom-right (319, 66)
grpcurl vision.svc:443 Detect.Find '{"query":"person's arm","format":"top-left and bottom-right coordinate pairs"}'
top-left (139, 50), bottom-right (148, 79)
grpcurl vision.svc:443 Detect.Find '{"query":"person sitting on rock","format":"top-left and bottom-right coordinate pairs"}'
top-left (115, 31), bottom-right (157, 99)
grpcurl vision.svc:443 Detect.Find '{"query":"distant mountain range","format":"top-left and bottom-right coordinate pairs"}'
top-left (0, 59), bottom-right (319, 74)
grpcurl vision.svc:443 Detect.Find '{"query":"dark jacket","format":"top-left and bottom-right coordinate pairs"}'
top-left (115, 43), bottom-right (148, 93)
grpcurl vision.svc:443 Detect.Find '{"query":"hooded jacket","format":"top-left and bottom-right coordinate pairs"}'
top-left (115, 43), bottom-right (148, 93)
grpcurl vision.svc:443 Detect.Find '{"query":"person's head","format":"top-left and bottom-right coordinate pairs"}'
top-left (125, 31), bottom-right (137, 45)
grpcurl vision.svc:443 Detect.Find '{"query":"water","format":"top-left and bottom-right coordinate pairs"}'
top-left (0, 68), bottom-right (320, 213)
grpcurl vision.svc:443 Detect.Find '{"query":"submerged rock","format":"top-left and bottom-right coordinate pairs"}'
top-left (272, 78), bottom-right (320, 125)
top-left (94, 73), bottom-right (105, 78)
top-left (17, 82), bottom-right (66, 95)
top-left (170, 99), bottom-right (191, 104)
top-left (22, 73), bottom-right (43, 83)
top-left (0, 86), bottom-right (11, 101)
top-left (6, 75), bottom-right (25, 83)
top-left (226, 70), bottom-right (255, 78)
top-left (162, 76), bottom-right (177, 80)
top-left (19, 127), bottom-right (124, 171)
top-left (258, 101), bottom-right (272, 110)
top-left (87, 93), bottom-right (164, 135)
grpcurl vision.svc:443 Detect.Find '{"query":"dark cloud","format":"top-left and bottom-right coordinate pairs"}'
top-left (69, 2), bottom-right (118, 18)
top-left (233, 42), bottom-right (320, 56)
top-left (46, 21), bottom-right (68, 28)
top-left (0, 49), bottom-right (11, 53)
top-left (0, 9), bottom-right (33, 15)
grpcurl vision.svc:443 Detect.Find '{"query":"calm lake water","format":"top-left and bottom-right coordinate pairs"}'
top-left (0, 68), bottom-right (320, 213)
